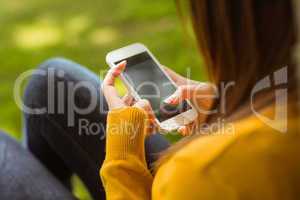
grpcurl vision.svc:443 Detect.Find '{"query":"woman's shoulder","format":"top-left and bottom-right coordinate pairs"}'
top-left (153, 115), bottom-right (300, 199)
top-left (170, 114), bottom-right (299, 169)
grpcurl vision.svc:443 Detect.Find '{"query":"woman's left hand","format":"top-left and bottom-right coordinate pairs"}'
top-left (102, 61), bottom-right (156, 134)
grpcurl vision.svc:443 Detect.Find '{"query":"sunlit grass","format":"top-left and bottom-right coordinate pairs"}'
top-left (66, 15), bottom-right (91, 34)
top-left (1, 0), bottom-right (27, 14)
top-left (88, 27), bottom-right (119, 46)
top-left (65, 15), bottom-right (91, 46)
top-left (14, 21), bottom-right (62, 49)
top-left (73, 176), bottom-right (93, 200)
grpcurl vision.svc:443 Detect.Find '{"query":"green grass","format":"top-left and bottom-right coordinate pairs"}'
top-left (0, 0), bottom-right (204, 199)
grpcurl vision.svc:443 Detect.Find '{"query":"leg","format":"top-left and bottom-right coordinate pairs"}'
top-left (23, 58), bottom-right (170, 199)
top-left (23, 58), bottom-right (108, 199)
top-left (0, 131), bottom-right (75, 200)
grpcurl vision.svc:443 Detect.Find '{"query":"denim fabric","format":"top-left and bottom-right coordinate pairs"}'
top-left (16, 58), bottom-right (170, 199)
top-left (0, 131), bottom-right (75, 200)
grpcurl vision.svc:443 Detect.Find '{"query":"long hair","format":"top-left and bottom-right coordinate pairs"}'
top-left (190, 0), bottom-right (298, 120)
top-left (155, 0), bottom-right (299, 170)
top-left (294, 0), bottom-right (300, 102)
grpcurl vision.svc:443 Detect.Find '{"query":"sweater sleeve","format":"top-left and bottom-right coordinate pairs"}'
top-left (100, 107), bottom-right (153, 200)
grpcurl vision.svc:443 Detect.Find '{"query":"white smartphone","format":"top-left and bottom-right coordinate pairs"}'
top-left (106, 43), bottom-right (198, 133)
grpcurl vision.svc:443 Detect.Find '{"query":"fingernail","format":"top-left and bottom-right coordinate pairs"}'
top-left (119, 60), bottom-right (127, 68)
top-left (113, 60), bottom-right (126, 70)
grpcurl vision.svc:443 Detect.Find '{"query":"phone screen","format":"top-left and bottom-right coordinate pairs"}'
top-left (115, 51), bottom-right (192, 122)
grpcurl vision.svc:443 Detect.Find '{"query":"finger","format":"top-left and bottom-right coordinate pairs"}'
top-left (178, 122), bottom-right (195, 136)
top-left (162, 66), bottom-right (185, 85)
top-left (163, 66), bottom-right (200, 86)
top-left (164, 85), bottom-right (198, 105)
top-left (164, 83), bottom-right (212, 105)
top-left (103, 60), bottom-right (126, 86)
top-left (102, 61), bottom-right (127, 109)
top-left (122, 93), bottom-right (135, 106)
top-left (178, 126), bottom-right (188, 136)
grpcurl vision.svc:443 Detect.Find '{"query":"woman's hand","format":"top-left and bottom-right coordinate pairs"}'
top-left (163, 66), bottom-right (216, 136)
top-left (102, 61), bottom-right (156, 133)
top-left (102, 62), bottom-right (215, 136)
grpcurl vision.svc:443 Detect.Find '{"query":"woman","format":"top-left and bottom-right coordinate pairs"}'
top-left (0, 0), bottom-right (299, 200)
top-left (100, 0), bottom-right (300, 199)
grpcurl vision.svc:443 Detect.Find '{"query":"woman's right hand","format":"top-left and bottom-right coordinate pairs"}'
top-left (163, 66), bottom-right (216, 136)
top-left (102, 61), bottom-right (157, 134)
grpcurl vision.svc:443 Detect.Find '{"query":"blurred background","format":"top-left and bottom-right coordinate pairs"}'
top-left (0, 0), bottom-right (205, 199)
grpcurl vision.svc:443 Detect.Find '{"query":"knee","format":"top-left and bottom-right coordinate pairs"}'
top-left (23, 57), bottom-right (86, 106)
top-left (23, 57), bottom-right (106, 115)
top-left (23, 57), bottom-right (70, 110)
top-left (38, 57), bottom-right (77, 71)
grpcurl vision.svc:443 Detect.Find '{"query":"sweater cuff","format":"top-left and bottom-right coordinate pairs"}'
top-left (105, 107), bottom-right (149, 162)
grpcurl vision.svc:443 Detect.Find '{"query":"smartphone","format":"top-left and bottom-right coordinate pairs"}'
top-left (106, 43), bottom-right (198, 133)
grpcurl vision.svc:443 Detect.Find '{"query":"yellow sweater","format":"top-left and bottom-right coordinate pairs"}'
top-left (100, 107), bottom-right (300, 200)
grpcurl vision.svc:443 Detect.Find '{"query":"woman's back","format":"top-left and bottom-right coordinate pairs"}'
top-left (153, 110), bottom-right (300, 199)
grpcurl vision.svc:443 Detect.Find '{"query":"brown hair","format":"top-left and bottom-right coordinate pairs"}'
top-left (154, 0), bottom-right (299, 170)
top-left (190, 0), bottom-right (298, 119)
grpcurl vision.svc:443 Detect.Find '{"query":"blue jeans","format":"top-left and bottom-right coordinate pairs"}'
top-left (0, 58), bottom-right (169, 200)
